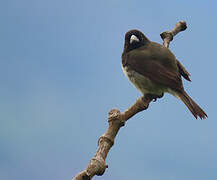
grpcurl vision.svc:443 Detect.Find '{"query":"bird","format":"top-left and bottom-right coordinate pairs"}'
top-left (122, 29), bottom-right (207, 119)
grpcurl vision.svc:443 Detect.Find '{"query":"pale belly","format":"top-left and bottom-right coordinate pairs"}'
top-left (122, 65), bottom-right (166, 96)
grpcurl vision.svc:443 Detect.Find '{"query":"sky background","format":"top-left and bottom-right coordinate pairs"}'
top-left (1, 0), bottom-right (217, 180)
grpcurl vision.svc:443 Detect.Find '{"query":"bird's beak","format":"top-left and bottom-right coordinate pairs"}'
top-left (130, 35), bottom-right (139, 44)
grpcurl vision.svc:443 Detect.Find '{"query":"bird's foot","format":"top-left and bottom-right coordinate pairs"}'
top-left (145, 93), bottom-right (164, 102)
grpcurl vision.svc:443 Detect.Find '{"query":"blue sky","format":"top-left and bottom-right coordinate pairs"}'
top-left (1, 0), bottom-right (217, 180)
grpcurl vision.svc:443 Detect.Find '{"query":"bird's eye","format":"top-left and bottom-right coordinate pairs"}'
top-left (130, 34), bottom-right (140, 44)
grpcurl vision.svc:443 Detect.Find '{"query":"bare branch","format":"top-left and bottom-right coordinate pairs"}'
top-left (72, 21), bottom-right (187, 180)
top-left (160, 21), bottom-right (187, 48)
top-left (72, 97), bottom-right (151, 180)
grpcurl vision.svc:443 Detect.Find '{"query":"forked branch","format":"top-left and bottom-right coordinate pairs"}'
top-left (72, 21), bottom-right (187, 180)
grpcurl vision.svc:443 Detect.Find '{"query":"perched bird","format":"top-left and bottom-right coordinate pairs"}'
top-left (122, 29), bottom-right (207, 119)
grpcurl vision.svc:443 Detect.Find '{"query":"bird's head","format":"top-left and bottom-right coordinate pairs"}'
top-left (123, 29), bottom-right (150, 53)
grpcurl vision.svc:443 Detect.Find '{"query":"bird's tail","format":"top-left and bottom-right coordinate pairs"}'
top-left (178, 91), bottom-right (207, 119)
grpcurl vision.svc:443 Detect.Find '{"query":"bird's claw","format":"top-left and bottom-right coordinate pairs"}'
top-left (146, 93), bottom-right (164, 102)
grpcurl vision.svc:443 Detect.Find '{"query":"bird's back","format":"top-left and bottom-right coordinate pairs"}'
top-left (127, 41), bottom-right (178, 72)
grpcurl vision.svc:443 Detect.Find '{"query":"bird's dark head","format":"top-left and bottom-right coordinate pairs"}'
top-left (123, 29), bottom-right (150, 53)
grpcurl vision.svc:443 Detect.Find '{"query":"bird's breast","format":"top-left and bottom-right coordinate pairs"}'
top-left (122, 65), bottom-right (164, 95)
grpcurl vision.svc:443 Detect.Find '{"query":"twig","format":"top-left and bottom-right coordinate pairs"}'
top-left (72, 21), bottom-right (187, 180)
top-left (160, 21), bottom-right (187, 48)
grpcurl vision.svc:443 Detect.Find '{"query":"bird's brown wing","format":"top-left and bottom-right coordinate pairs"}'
top-left (176, 59), bottom-right (191, 81)
top-left (125, 55), bottom-right (184, 92)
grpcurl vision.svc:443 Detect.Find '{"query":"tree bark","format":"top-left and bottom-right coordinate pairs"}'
top-left (72, 21), bottom-right (187, 180)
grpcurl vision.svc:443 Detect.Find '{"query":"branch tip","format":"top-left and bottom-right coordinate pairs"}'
top-left (176, 21), bottom-right (187, 31)
top-left (160, 20), bottom-right (187, 48)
